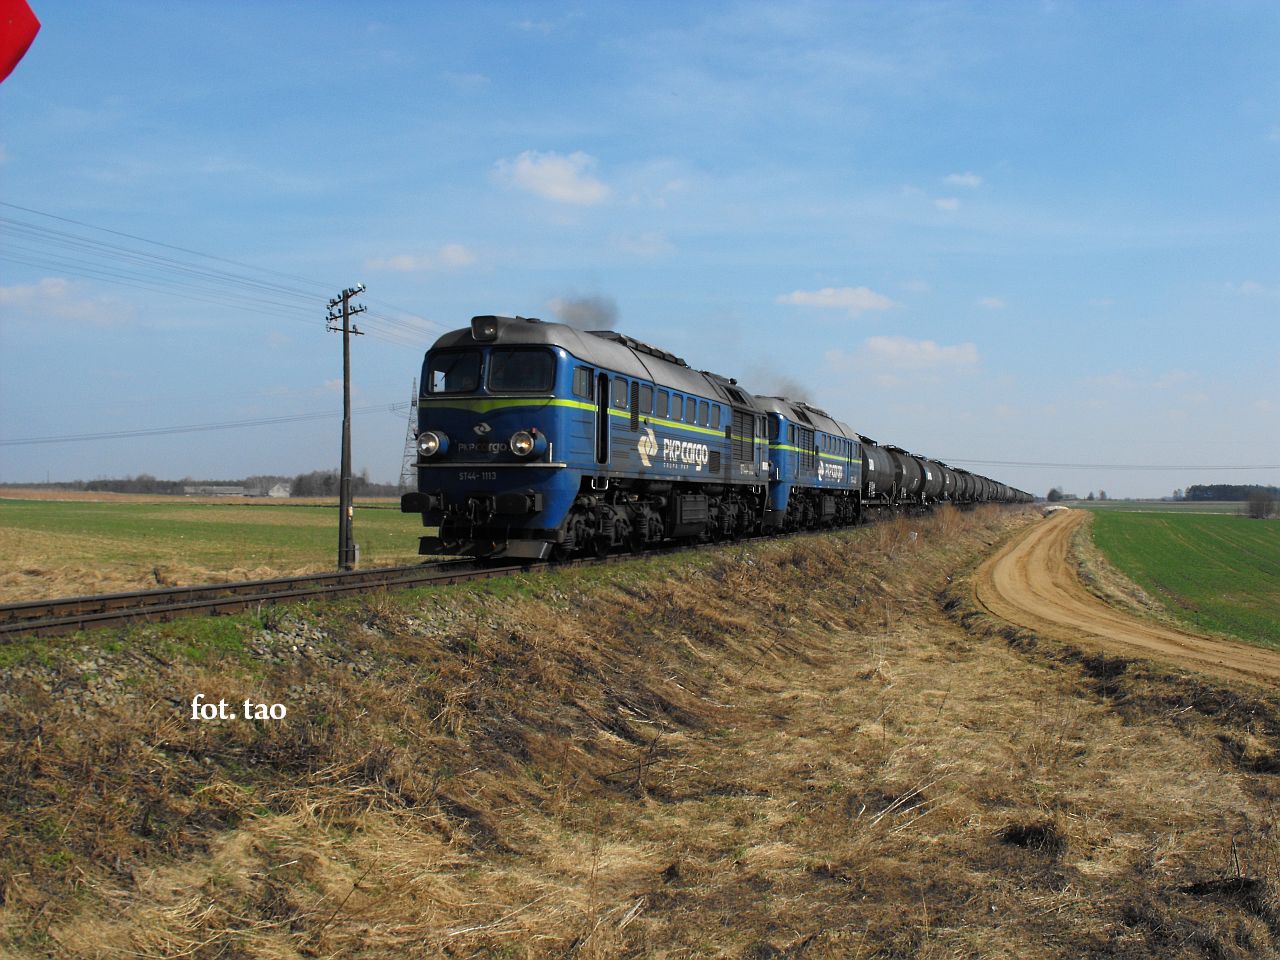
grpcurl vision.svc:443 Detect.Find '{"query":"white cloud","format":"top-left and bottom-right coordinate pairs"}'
top-left (935, 197), bottom-right (960, 212)
top-left (445, 71), bottom-right (490, 90)
top-left (612, 231), bottom-right (674, 258)
top-left (493, 150), bottom-right (610, 205)
top-left (1227, 280), bottom-right (1273, 297)
top-left (512, 18), bottom-right (553, 34)
top-left (977, 296), bottom-right (1006, 309)
top-left (861, 335), bottom-right (980, 370)
top-left (776, 285), bottom-right (895, 315)
top-left (944, 172), bottom-right (982, 188)
top-left (823, 336), bottom-right (979, 388)
top-left (365, 244), bottom-right (476, 272)
top-left (0, 277), bottom-right (132, 326)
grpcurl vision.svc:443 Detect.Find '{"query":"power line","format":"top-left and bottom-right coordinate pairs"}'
top-left (0, 201), bottom-right (331, 293)
top-left (0, 403), bottom-right (410, 447)
top-left (946, 459), bottom-right (1280, 471)
top-left (0, 202), bottom-right (445, 346)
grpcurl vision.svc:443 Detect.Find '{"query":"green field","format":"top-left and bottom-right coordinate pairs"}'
top-left (1074, 500), bottom-right (1243, 514)
top-left (0, 497), bottom-right (425, 597)
top-left (1087, 510), bottom-right (1280, 649)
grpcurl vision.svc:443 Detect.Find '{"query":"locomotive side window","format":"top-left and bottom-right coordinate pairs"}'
top-left (698, 400), bottom-right (709, 425)
top-left (426, 350), bottom-right (481, 394)
top-left (639, 383), bottom-right (654, 414)
top-left (686, 397), bottom-right (697, 423)
top-left (657, 389), bottom-right (669, 419)
top-left (710, 406), bottom-right (721, 429)
top-left (572, 366), bottom-right (593, 399)
top-left (488, 348), bottom-right (554, 392)
top-left (612, 377), bottom-right (629, 408)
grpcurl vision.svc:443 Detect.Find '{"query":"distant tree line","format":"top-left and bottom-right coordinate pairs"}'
top-left (1246, 489), bottom-right (1277, 520)
top-left (7, 471), bottom-right (399, 497)
top-left (1046, 488), bottom-right (1106, 502)
top-left (289, 470), bottom-right (398, 498)
top-left (78, 474), bottom-right (293, 496)
top-left (1185, 484), bottom-right (1280, 502)
top-left (84, 474), bottom-right (185, 495)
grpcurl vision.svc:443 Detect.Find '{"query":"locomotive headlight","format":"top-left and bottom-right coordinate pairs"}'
top-left (509, 429), bottom-right (547, 458)
top-left (417, 430), bottom-right (448, 458)
top-left (470, 315), bottom-right (500, 341)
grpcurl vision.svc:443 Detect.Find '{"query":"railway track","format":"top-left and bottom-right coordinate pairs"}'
top-left (0, 559), bottom-right (531, 640)
top-left (0, 531), bottom-right (777, 641)
top-left (0, 504), bottom-right (1005, 641)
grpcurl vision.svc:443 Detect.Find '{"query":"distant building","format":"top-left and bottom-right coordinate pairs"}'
top-left (267, 482), bottom-right (292, 498)
top-left (183, 485), bottom-right (250, 497)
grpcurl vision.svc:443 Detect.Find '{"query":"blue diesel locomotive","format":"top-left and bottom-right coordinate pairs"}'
top-left (400, 315), bottom-right (1032, 559)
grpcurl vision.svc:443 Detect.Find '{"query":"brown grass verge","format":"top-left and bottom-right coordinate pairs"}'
top-left (1067, 510), bottom-right (1187, 630)
top-left (2, 506), bottom-right (1279, 958)
top-left (0, 488), bottom-right (396, 506)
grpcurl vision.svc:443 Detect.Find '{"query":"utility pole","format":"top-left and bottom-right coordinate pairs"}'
top-left (398, 376), bottom-right (419, 493)
top-left (327, 284), bottom-right (366, 570)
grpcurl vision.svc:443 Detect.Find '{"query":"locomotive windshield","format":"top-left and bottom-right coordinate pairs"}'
top-left (425, 349), bottom-right (481, 394)
top-left (487, 348), bottom-right (554, 393)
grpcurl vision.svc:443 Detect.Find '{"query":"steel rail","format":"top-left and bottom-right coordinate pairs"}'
top-left (0, 559), bottom-right (527, 640)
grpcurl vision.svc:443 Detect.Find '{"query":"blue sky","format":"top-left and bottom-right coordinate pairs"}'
top-left (1, 0), bottom-right (1277, 498)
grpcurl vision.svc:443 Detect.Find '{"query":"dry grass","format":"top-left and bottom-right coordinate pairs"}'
top-left (3, 506), bottom-right (1280, 957)
top-left (0, 526), bottom-right (334, 600)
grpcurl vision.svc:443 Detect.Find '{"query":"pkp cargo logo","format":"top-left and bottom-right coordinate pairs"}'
top-left (637, 427), bottom-right (658, 467)
top-left (473, 422), bottom-right (492, 436)
top-left (818, 461), bottom-right (845, 481)
top-left (663, 438), bottom-right (709, 472)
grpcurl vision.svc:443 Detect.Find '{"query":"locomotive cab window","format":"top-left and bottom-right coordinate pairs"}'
top-left (487, 348), bottom-right (554, 393)
top-left (572, 366), bottom-right (593, 399)
top-left (426, 349), bottom-right (481, 394)
top-left (612, 377), bottom-right (629, 408)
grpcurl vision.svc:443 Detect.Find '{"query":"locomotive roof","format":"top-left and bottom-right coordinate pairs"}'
top-left (429, 317), bottom-right (766, 409)
top-left (753, 396), bottom-right (854, 440)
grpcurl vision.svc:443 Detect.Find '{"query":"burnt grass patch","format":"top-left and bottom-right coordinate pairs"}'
top-left (4, 507), bottom-right (1280, 957)
top-left (997, 820), bottom-right (1069, 859)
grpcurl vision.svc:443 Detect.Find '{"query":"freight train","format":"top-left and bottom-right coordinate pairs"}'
top-left (400, 315), bottom-right (1033, 560)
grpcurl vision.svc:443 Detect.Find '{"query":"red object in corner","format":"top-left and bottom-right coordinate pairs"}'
top-left (0, 0), bottom-right (39, 84)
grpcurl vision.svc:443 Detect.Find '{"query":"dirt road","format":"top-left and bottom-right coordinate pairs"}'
top-left (974, 508), bottom-right (1280, 687)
